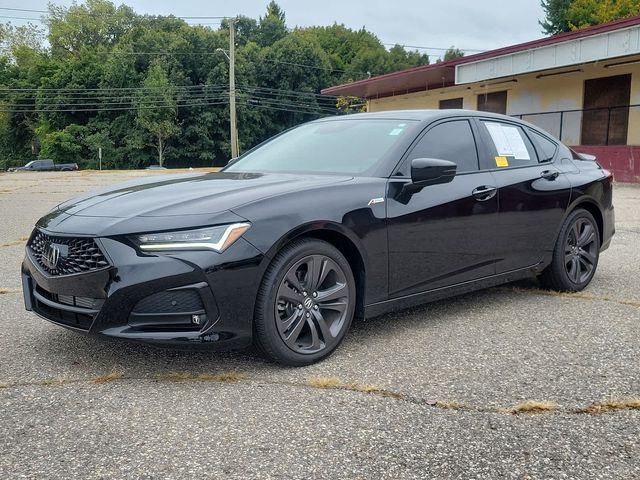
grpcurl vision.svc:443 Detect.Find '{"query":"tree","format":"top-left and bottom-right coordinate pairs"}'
top-left (540, 0), bottom-right (572, 34)
top-left (0, 0), bottom-right (432, 169)
top-left (444, 46), bottom-right (465, 61)
top-left (135, 62), bottom-right (179, 166)
top-left (47, 0), bottom-right (136, 56)
top-left (256, 1), bottom-right (288, 47)
top-left (567, 0), bottom-right (640, 29)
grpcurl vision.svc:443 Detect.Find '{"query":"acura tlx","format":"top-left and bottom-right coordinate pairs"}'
top-left (22, 110), bottom-right (614, 365)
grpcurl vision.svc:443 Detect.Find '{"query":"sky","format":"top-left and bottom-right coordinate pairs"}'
top-left (5, 0), bottom-right (547, 60)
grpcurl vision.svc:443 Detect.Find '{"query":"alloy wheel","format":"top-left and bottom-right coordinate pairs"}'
top-left (275, 254), bottom-right (351, 354)
top-left (564, 217), bottom-right (598, 284)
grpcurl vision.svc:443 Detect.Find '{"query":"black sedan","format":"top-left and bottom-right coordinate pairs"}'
top-left (21, 110), bottom-right (615, 365)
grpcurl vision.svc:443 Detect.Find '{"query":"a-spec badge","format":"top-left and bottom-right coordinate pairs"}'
top-left (367, 197), bottom-right (385, 206)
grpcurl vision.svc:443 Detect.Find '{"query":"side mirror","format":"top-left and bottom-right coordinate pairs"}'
top-left (411, 158), bottom-right (457, 186)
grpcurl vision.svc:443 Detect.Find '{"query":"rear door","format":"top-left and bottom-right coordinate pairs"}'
top-left (386, 118), bottom-right (499, 298)
top-left (473, 118), bottom-right (572, 273)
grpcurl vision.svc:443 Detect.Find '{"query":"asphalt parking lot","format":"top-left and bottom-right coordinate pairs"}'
top-left (0, 171), bottom-right (638, 479)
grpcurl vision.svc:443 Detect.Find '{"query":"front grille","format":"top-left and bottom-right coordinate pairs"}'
top-left (28, 230), bottom-right (109, 276)
top-left (132, 290), bottom-right (204, 314)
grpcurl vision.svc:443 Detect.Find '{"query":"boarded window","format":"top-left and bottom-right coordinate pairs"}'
top-left (581, 74), bottom-right (631, 145)
top-left (439, 98), bottom-right (463, 109)
top-left (477, 91), bottom-right (507, 114)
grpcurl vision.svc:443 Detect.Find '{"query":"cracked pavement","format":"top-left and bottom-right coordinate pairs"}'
top-left (0, 171), bottom-right (638, 479)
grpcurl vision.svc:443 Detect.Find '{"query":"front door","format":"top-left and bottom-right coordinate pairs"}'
top-left (386, 119), bottom-right (499, 298)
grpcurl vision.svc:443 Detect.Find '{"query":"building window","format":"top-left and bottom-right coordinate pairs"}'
top-left (477, 91), bottom-right (507, 114)
top-left (439, 98), bottom-right (463, 109)
top-left (581, 74), bottom-right (631, 145)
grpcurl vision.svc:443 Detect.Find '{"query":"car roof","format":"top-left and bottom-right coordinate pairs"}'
top-left (311, 109), bottom-right (556, 141)
top-left (313, 109), bottom-right (522, 123)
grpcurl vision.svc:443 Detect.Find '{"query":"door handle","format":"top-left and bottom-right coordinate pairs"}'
top-left (472, 185), bottom-right (497, 201)
top-left (540, 170), bottom-right (559, 180)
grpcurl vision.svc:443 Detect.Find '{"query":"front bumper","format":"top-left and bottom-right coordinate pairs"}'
top-left (22, 232), bottom-right (265, 350)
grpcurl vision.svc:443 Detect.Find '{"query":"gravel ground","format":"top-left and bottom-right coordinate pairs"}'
top-left (0, 171), bottom-right (638, 479)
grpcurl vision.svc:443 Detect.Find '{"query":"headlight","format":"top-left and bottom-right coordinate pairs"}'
top-left (134, 223), bottom-right (251, 252)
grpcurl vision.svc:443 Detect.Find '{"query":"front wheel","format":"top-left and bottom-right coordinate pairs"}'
top-left (254, 239), bottom-right (356, 366)
top-left (539, 209), bottom-right (600, 292)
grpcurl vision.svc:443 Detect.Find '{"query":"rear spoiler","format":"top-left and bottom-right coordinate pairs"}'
top-left (576, 152), bottom-right (597, 162)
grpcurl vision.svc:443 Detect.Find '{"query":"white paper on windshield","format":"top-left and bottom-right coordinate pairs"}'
top-left (485, 122), bottom-right (513, 157)
top-left (501, 125), bottom-right (530, 160)
top-left (485, 122), bottom-right (531, 160)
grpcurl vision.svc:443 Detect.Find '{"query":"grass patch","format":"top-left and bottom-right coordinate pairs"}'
top-left (505, 286), bottom-right (640, 308)
top-left (0, 288), bottom-right (20, 294)
top-left (40, 378), bottom-right (67, 386)
top-left (306, 376), bottom-right (342, 389)
top-left (501, 400), bottom-right (557, 414)
top-left (0, 236), bottom-right (28, 248)
top-left (576, 398), bottom-right (640, 414)
top-left (306, 376), bottom-right (404, 399)
top-left (196, 371), bottom-right (247, 383)
top-left (435, 400), bottom-right (466, 410)
top-left (91, 371), bottom-right (125, 384)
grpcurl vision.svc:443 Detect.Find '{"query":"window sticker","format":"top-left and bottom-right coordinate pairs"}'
top-left (495, 156), bottom-right (509, 167)
top-left (485, 123), bottom-right (513, 157)
top-left (485, 122), bottom-right (531, 161)
top-left (501, 126), bottom-right (530, 160)
top-left (389, 128), bottom-right (404, 136)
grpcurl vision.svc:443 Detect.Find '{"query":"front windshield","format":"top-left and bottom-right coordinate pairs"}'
top-left (24, 161), bottom-right (35, 167)
top-left (225, 119), bottom-right (417, 175)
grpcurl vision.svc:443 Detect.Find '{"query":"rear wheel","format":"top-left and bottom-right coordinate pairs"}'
top-left (254, 239), bottom-right (355, 366)
top-left (540, 209), bottom-right (600, 292)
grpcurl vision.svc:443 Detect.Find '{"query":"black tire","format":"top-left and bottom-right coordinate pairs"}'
top-left (539, 209), bottom-right (600, 292)
top-left (254, 238), bottom-right (356, 366)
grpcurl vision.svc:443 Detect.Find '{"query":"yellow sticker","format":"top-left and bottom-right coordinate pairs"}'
top-left (495, 156), bottom-right (509, 167)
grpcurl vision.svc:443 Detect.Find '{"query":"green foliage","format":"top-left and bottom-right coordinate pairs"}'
top-left (567, 0), bottom-right (640, 29)
top-left (540, 0), bottom-right (572, 34)
top-left (541, 0), bottom-right (640, 34)
top-left (0, 1), bottom-right (432, 169)
top-left (135, 61), bottom-right (179, 166)
top-left (443, 47), bottom-right (465, 61)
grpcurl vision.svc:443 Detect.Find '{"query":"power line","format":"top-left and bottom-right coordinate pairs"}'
top-left (0, 15), bottom-right (42, 21)
top-left (0, 84), bottom-right (228, 93)
top-left (0, 7), bottom-right (231, 20)
top-left (2, 94), bottom-right (230, 108)
top-left (0, 99), bottom-right (229, 113)
top-left (239, 100), bottom-right (336, 117)
top-left (236, 85), bottom-right (339, 100)
top-left (381, 42), bottom-right (485, 53)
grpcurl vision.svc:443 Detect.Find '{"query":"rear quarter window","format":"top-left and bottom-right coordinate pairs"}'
top-left (528, 130), bottom-right (558, 162)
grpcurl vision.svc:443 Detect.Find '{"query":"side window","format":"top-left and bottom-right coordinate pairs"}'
top-left (528, 129), bottom-right (558, 162)
top-left (481, 121), bottom-right (538, 169)
top-left (408, 120), bottom-right (479, 173)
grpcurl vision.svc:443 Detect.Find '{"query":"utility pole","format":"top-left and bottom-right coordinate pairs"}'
top-left (229, 20), bottom-right (239, 159)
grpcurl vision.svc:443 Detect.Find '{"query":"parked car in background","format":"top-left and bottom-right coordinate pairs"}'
top-left (8, 159), bottom-right (79, 172)
top-left (21, 110), bottom-right (614, 366)
top-left (145, 165), bottom-right (168, 170)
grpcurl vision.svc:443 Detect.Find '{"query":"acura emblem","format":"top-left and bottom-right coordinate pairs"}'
top-left (42, 243), bottom-right (61, 270)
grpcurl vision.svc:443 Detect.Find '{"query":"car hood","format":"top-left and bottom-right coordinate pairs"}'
top-left (54, 171), bottom-right (353, 219)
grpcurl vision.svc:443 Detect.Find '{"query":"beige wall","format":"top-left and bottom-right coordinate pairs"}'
top-left (368, 61), bottom-right (640, 145)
